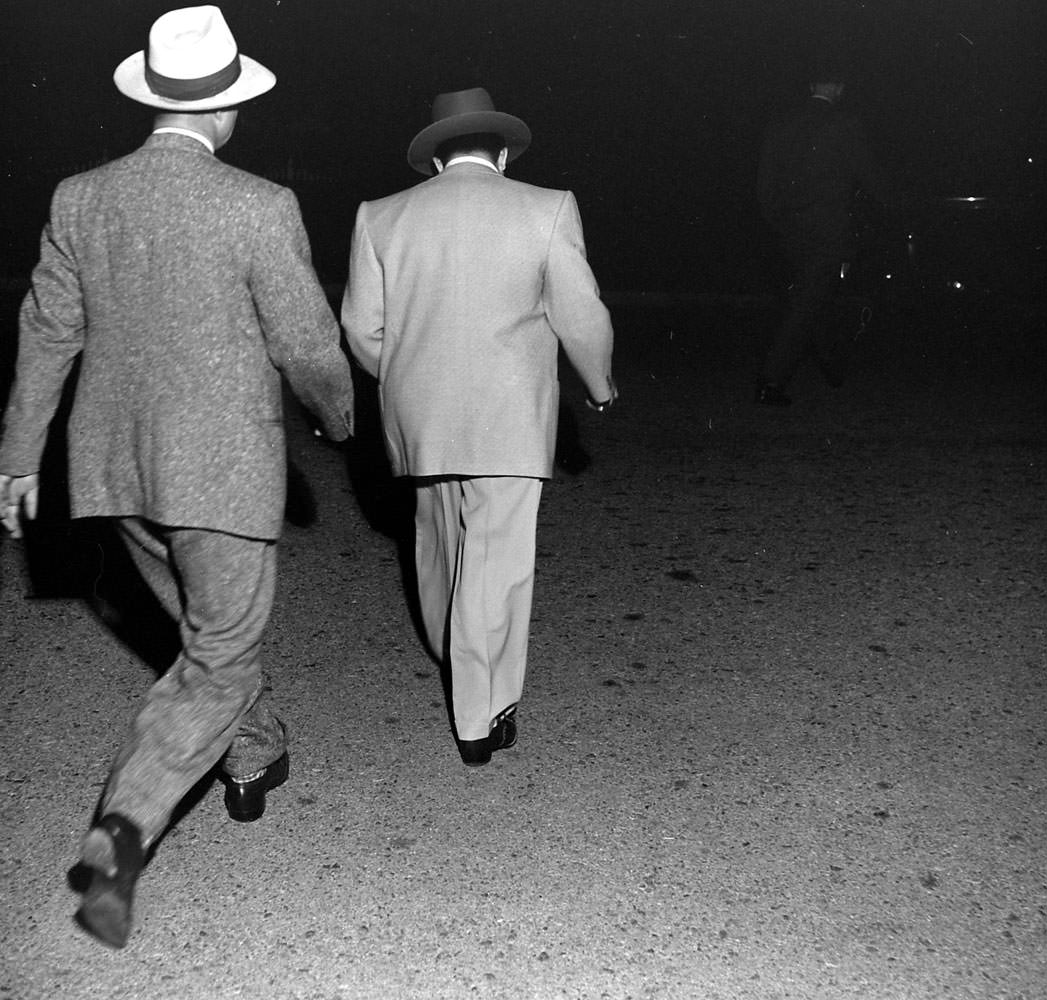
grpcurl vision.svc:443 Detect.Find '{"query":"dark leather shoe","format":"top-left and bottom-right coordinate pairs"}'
top-left (755, 383), bottom-right (792, 406)
top-left (459, 709), bottom-right (519, 766)
top-left (458, 737), bottom-right (492, 767)
top-left (76, 814), bottom-right (145, 949)
top-left (491, 712), bottom-right (517, 752)
top-left (224, 753), bottom-right (289, 822)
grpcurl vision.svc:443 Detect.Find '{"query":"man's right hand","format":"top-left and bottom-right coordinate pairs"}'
top-left (0, 474), bottom-right (40, 538)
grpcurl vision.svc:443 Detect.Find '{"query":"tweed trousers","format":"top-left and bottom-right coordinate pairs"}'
top-left (100, 518), bottom-right (285, 845)
top-left (414, 476), bottom-right (542, 742)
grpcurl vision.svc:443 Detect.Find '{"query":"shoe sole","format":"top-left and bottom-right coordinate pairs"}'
top-left (77, 829), bottom-right (134, 948)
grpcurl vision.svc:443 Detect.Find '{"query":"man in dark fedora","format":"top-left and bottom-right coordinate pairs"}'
top-left (755, 60), bottom-right (890, 405)
top-left (0, 6), bottom-right (353, 947)
top-left (342, 87), bottom-right (616, 767)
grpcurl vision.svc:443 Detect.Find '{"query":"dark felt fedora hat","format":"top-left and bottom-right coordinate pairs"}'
top-left (407, 87), bottom-right (531, 175)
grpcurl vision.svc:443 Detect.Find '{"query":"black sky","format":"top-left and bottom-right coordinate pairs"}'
top-left (3, 0), bottom-right (1045, 292)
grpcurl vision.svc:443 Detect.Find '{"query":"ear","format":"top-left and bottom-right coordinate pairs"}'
top-left (497, 147), bottom-right (509, 173)
top-left (211, 108), bottom-right (238, 150)
top-left (432, 156), bottom-right (445, 175)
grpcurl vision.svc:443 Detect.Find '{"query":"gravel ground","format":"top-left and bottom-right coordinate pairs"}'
top-left (1, 294), bottom-right (1045, 1000)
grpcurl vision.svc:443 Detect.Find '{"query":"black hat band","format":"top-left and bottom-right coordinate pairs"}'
top-left (145, 53), bottom-right (242, 102)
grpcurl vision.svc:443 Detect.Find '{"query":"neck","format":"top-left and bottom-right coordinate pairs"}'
top-left (445, 154), bottom-right (500, 173)
top-left (152, 124), bottom-right (215, 153)
top-left (155, 113), bottom-right (215, 144)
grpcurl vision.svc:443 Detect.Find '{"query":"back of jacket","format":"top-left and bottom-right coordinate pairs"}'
top-left (0, 133), bottom-right (352, 539)
top-left (342, 163), bottom-right (613, 479)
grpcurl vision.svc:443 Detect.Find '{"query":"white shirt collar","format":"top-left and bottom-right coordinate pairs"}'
top-left (444, 155), bottom-right (500, 173)
top-left (151, 127), bottom-right (215, 154)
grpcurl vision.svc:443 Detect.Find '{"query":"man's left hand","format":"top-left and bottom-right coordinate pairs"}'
top-left (586, 375), bottom-right (619, 412)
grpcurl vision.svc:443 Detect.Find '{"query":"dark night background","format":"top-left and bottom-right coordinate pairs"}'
top-left (2, 0), bottom-right (1045, 299)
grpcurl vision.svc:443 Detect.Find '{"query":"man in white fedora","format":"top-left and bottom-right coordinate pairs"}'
top-left (0, 6), bottom-right (354, 947)
top-left (342, 87), bottom-right (617, 767)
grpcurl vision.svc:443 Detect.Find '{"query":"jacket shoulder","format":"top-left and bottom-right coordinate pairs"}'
top-left (365, 173), bottom-right (569, 204)
top-left (54, 148), bottom-right (291, 204)
top-left (52, 153), bottom-right (135, 198)
top-left (209, 160), bottom-right (291, 198)
top-left (501, 176), bottom-right (570, 202)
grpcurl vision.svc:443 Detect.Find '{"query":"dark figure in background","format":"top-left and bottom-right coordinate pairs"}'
top-left (755, 66), bottom-right (889, 405)
top-left (0, 6), bottom-right (354, 947)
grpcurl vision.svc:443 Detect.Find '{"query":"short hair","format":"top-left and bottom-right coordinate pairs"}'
top-left (435, 131), bottom-right (505, 164)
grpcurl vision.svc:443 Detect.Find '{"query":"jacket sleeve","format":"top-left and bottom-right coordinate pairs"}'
top-left (250, 187), bottom-right (354, 440)
top-left (542, 191), bottom-right (615, 403)
top-left (0, 184), bottom-right (86, 475)
top-left (340, 203), bottom-right (385, 380)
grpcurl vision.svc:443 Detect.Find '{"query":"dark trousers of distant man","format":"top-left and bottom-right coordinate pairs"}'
top-left (762, 252), bottom-right (847, 388)
top-left (98, 516), bottom-right (286, 847)
top-left (413, 476), bottom-right (542, 743)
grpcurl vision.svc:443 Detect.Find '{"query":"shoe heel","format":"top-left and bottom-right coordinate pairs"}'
top-left (458, 738), bottom-right (492, 767)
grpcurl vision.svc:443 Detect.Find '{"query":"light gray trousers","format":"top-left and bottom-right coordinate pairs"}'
top-left (99, 517), bottom-right (285, 846)
top-left (414, 476), bottom-right (542, 742)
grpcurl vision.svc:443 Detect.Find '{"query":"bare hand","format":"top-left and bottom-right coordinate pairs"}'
top-left (586, 375), bottom-right (619, 412)
top-left (0, 474), bottom-right (40, 538)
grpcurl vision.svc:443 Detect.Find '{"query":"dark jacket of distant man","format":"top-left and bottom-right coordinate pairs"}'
top-left (757, 92), bottom-right (887, 263)
top-left (754, 83), bottom-right (890, 402)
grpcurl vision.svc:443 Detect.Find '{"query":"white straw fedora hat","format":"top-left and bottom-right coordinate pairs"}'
top-left (113, 6), bottom-right (275, 111)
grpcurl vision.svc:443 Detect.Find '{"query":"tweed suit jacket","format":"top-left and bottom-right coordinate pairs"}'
top-left (0, 132), bottom-right (354, 540)
top-left (341, 162), bottom-right (614, 479)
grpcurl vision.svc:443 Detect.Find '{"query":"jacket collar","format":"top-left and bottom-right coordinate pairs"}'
top-left (443, 155), bottom-right (500, 173)
top-left (144, 130), bottom-right (215, 155)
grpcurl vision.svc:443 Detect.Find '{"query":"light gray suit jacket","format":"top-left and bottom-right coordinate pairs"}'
top-left (0, 133), bottom-right (354, 540)
top-left (341, 162), bottom-right (614, 479)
